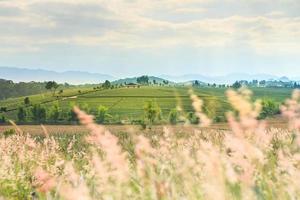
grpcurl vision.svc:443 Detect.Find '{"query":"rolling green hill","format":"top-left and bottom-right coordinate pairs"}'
top-left (0, 86), bottom-right (293, 124)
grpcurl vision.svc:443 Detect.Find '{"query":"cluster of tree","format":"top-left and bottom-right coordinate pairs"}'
top-left (13, 103), bottom-right (112, 124)
top-left (143, 101), bottom-right (206, 127)
top-left (45, 81), bottom-right (60, 96)
top-left (0, 79), bottom-right (48, 100)
top-left (0, 79), bottom-right (73, 100)
top-left (137, 76), bottom-right (149, 85)
top-left (231, 79), bottom-right (300, 89)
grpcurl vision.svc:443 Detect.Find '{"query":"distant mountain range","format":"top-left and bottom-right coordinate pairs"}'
top-left (0, 67), bottom-right (115, 85)
top-left (0, 66), bottom-right (299, 85)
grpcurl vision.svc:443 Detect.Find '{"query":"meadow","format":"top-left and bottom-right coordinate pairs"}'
top-left (0, 87), bottom-right (299, 200)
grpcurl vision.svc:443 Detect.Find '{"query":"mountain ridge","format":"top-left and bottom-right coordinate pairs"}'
top-left (0, 66), bottom-right (298, 85)
top-left (0, 67), bottom-right (115, 85)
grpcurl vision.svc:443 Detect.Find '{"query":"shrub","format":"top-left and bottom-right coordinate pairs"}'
top-left (144, 101), bottom-right (162, 125)
top-left (31, 104), bottom-right (46, 122)
top-left (96, 105), bottom-right (108, 124)
top-left (168, 109), bottom-right (178, 124)
top-left (49, 103), bottom-right (61, 122)
top-left (260, 99), bottom-right (280, 119)
top-left (187, 112), bottom-right (199, 124)
top-left (67, 104), bottom-right (78, 123)
top-left (24, 97), bottom-right (30, 105)
top-left (17, 107), bottom-right (27, 122)
top-left (0, 115), bottom-right (6, 123)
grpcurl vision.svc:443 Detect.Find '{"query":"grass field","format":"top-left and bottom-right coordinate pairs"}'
top-left (0, 86), bottom-right (293, 122)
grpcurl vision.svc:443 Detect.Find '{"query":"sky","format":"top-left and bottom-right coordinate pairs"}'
top-left (0, 0), bottom-right (300, 77)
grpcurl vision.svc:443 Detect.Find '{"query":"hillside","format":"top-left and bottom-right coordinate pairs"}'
top-left (0, 86), bottom-right (293, 124)
top-left (112, 76), bottom-right (173, 85)
top-left (0, 79), bottom-right (49, 100)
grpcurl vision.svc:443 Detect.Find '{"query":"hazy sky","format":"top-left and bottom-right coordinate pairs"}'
top-left (0, 0), bottom-right (300, 77)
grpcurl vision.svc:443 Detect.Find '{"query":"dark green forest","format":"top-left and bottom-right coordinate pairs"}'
top-left (0, 79), bottom-right (53, 100)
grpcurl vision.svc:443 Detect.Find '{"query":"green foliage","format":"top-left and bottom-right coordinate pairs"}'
top-left (260, 99), bottom-right (280, 119)
top-left (144, 101), bottom-right (162, 125)
top-left (17, 107), bottom-right (27, 122)
top-left (31, 104), bottom-right (46, 122)
top-left (168, 108), bottom-right (178, 124)
top-left (68, 103), bottom-right (78, 122)
top-left (49, 103), bottom-right (61, 122)
top-left (97, 105), bottom-right (109, 124)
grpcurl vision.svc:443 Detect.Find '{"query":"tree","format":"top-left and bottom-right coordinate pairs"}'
top-left (144, 101), bottom-right (161, 125)
top-left (97, 105), bottom-right (108, 124)
top-left (31, 104), bottom-right (46, 122)
top-left (168, 109), bottom-right (178, 124)
top-left (24, 97), bottom-right (30, 105)
top-left (45, 81), bottom-right (59, 96)
top-left (17, 107), bottom-right (27, 122)
top-left (137, 76), bottom-right (149, 85)
top-left (232, 81), bottom-right (242, 89)
top-left (194, 80), bottom-right (200, 86)
top-left (0, 115), bottom-right (6, 123)
top-left (259, 80), bottom-right (266, 86)
top-left (102, 80), bottom-right (111, 89)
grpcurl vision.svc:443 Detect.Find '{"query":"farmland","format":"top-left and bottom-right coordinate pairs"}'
top-left (0, 86), bottom-right (293, 123)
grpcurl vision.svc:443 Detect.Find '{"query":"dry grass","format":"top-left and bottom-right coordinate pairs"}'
top-left (0, 117), bottom-right (288, 136)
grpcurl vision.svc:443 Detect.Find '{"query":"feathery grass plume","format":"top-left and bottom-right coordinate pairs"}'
top-left (226, 88), bottom-right (266, 137)
top-left (135, 135), bottom-right (156, 178)
top-left (281, 89), bottom-right (300, 130)
top-left (59, 162), bottom-right (91, 200)
top-left (8, 120), bottom-right (23, 135)
top-left (189, 89), bottom-right (211, 127)
top-left (3, 89), bottom-right (300, 199)
top-left (73, 106), bottom-right (130, 182)
top-left (33, 167), bottom-right (56, 193)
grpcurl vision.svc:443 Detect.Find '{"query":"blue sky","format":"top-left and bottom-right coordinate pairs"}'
top-left (0, 0), bottom-right (299, 77)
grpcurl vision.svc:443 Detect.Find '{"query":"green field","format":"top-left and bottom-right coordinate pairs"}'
top-left (0, 86), bottom-right (294, 123)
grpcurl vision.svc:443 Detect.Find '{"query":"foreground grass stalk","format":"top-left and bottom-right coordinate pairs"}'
top-left (0, 89), bottom-right (300, 199)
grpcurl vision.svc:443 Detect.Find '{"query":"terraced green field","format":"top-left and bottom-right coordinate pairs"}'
top-left (0, 86), bottom-right (294, 122)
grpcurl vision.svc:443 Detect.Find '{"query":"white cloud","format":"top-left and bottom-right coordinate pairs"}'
top-left (0, 0), bottom-right (299, 56)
